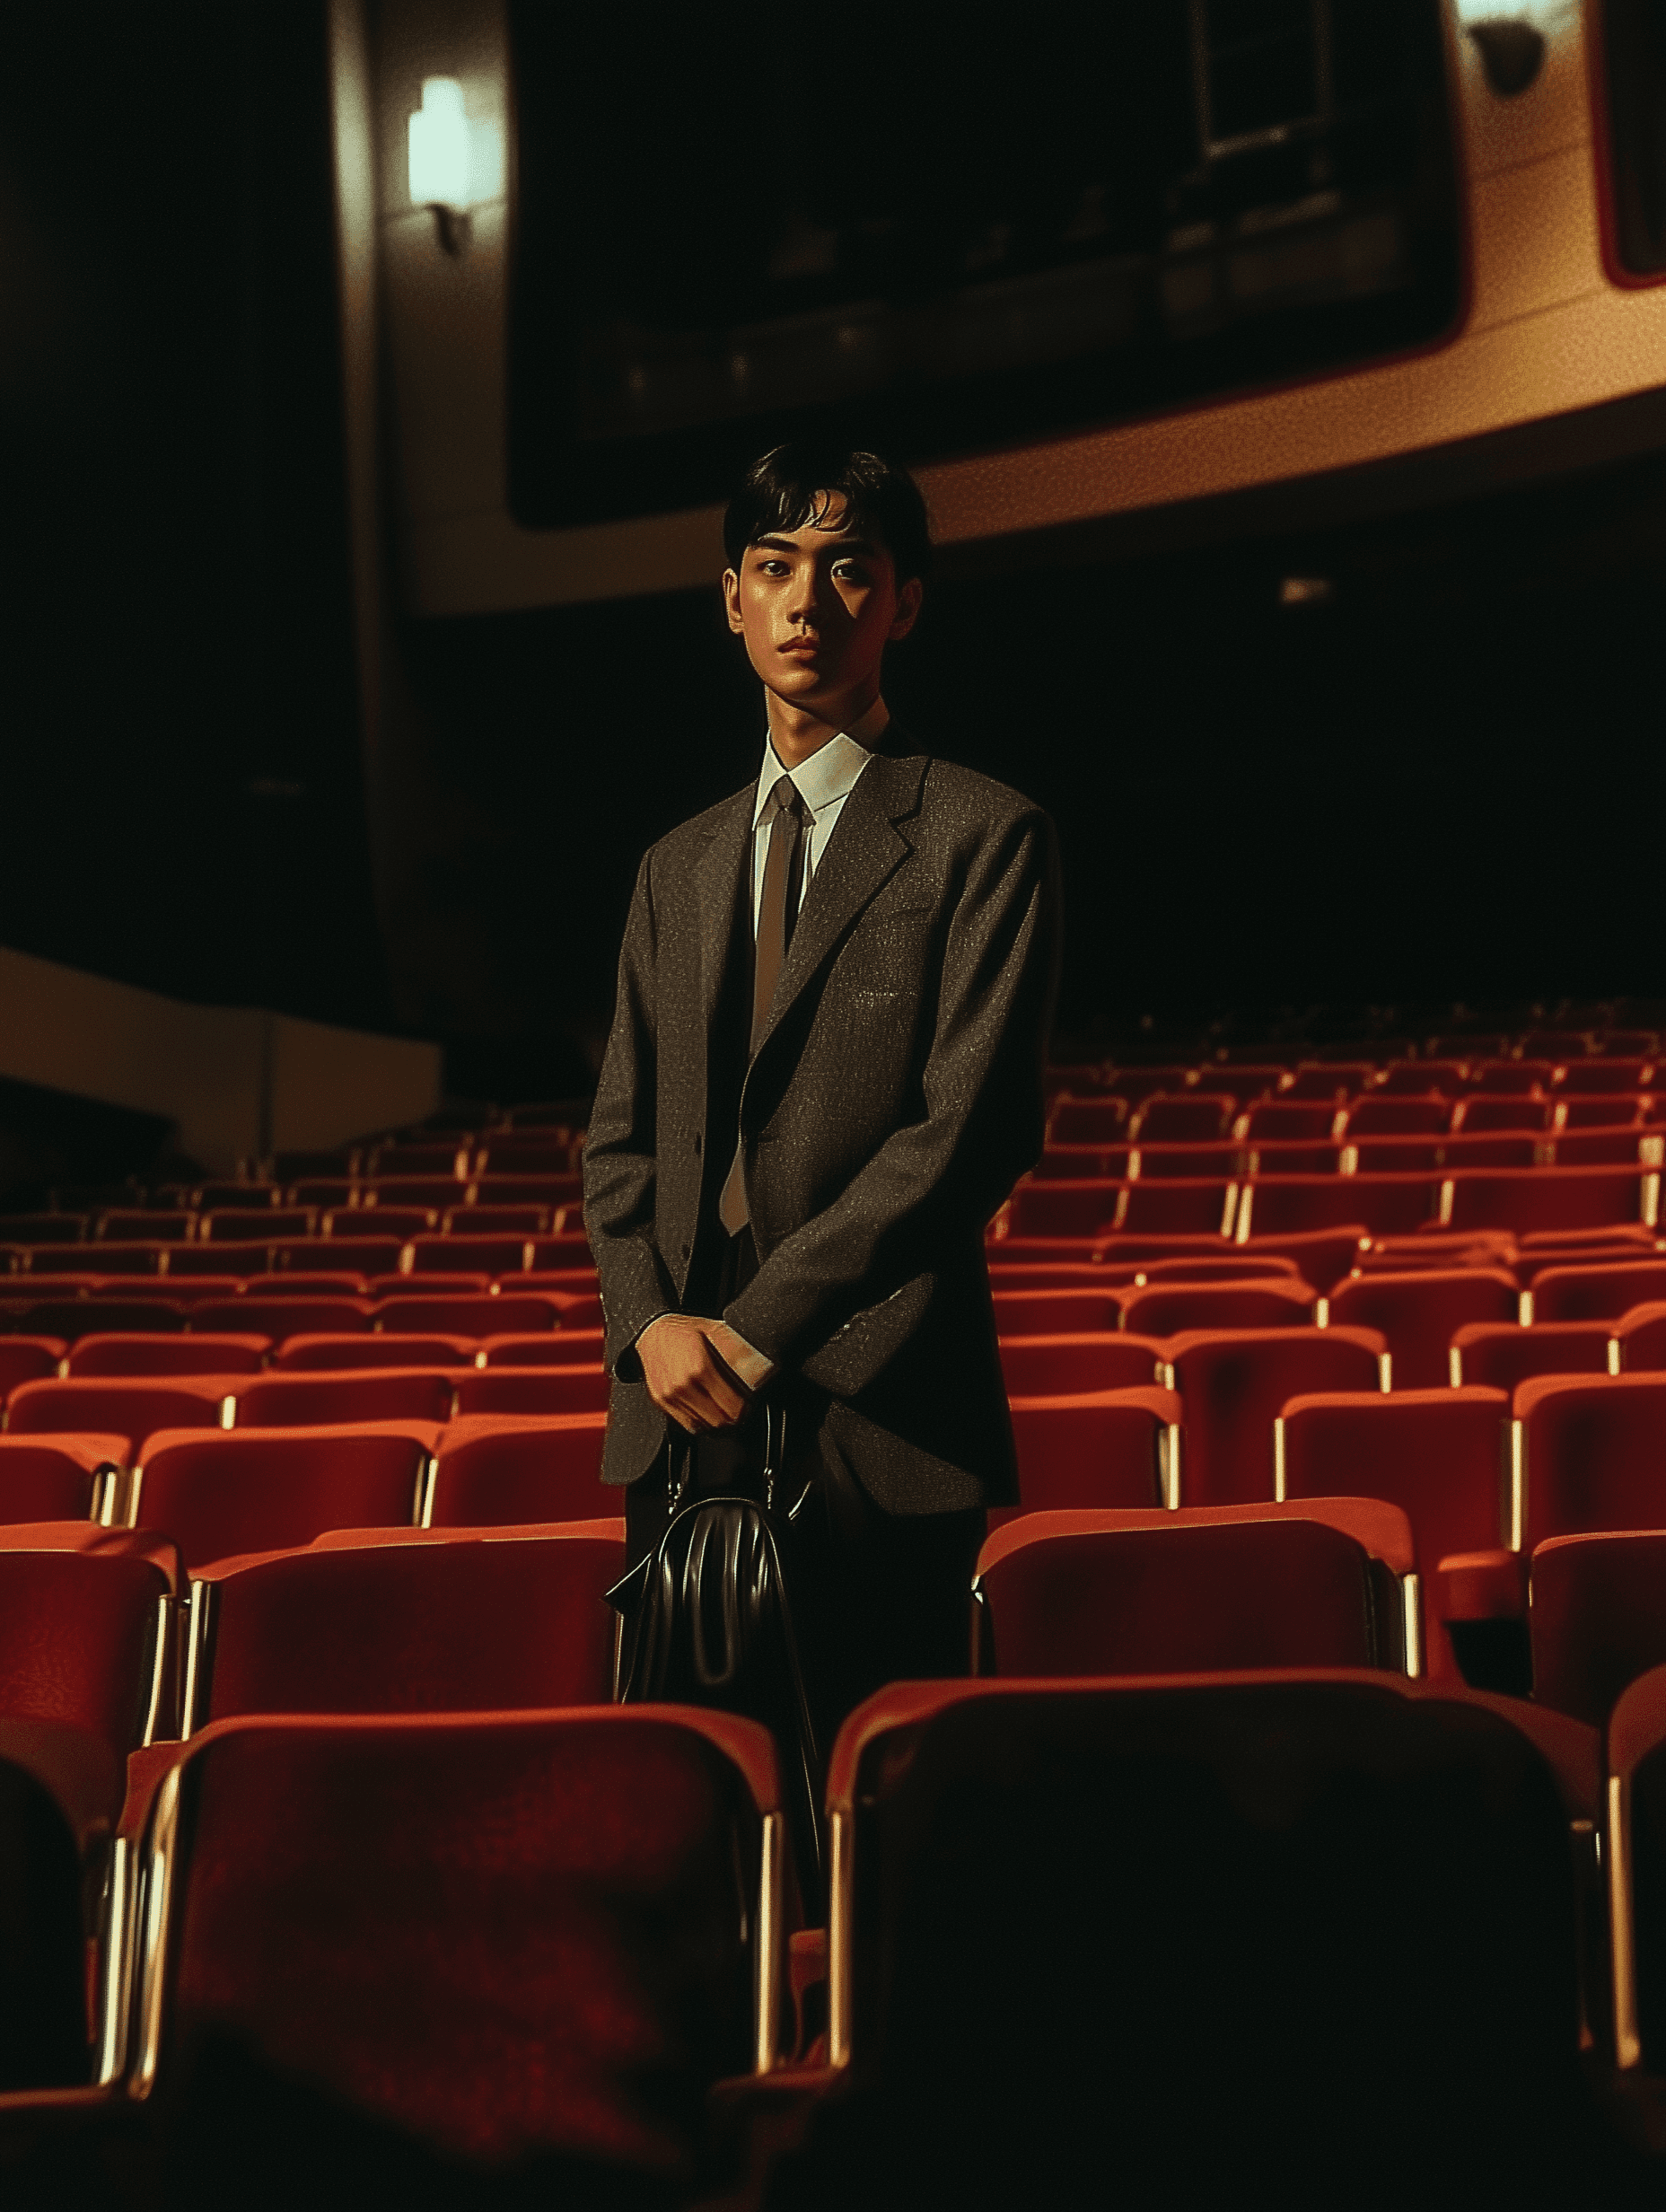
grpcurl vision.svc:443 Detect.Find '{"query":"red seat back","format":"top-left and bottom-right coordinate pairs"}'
top-left (975, 1510), bottom-right (1400, 1675)
top-left (1530, 1260), bottom-right (1666, 1323)
top-left (428, 1416), bottom-right (609, 1525)
top-left (1161, 1328), bottom-right (1387, 1506)
top-left (1276, 1388), bottom-right (1509, 1570)
top-left (1516, 1374), bottom-right (1666, 1550)
top-left (6, 1376), bottom-right (232, 1450)
top-left (1444, 1167), bottom-right (1656, 1236)
top-left (1326, 1268), bottom-right (1520, 1390)
top-left (131, 1426), bottom-right (434, 1568)
top-left (1450, 1321), bottom-right (1614, 1392)
top-left (0, 1537), bottom-right (172, 1795)
top-left (136, 1709), bottom-right (776, 2162)
top-left (1004, 1389), bottom-right (1178, 1517)
top-left (373, 1295), bottom-right (566, 1336)
top-left (479, 1330), bottom-right (607, 1366)
top-left (998, 1333), bottom-right (1162, 1397)
top-left (452, 1366), bottom-right (610, 1417)
top-left (1530, 1532), bottom-right (1666, 1725)
top-left (235, 1372), bottom-right (458, 1428)
top-left (0, 1435), bottom-right (126, 1518)
top-left (1118, 1277), bottom-right (1315, 1337)
top-left (66, 1333), bottom-right (271, 1378)
top-left (271, 1333), bottom-right (477, 1372)
top-left (196, 1525), bottom-right (625, 1725)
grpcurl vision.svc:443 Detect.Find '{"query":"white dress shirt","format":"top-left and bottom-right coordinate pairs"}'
top-left (750, 696), bottom-right (888, 926)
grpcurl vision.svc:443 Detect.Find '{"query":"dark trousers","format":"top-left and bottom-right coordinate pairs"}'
top-left (623, 1235), bottom-right (985, 1760)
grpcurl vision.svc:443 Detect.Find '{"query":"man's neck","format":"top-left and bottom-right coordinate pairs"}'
top-left (764, 680), bottom-right (883, 769)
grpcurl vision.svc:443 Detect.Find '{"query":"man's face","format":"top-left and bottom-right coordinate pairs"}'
top-left (722, 492), bottom-right (922, 717)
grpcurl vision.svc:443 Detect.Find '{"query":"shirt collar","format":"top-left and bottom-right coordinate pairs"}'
top-left (753, 698), bottom-right (888, 826)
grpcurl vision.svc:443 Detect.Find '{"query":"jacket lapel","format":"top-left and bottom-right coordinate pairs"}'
top-left (695, 786), bottom-right (756, 1045)
top-left (751, 748), bottom-right (927, 1059)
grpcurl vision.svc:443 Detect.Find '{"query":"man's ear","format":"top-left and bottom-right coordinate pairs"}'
top-left (722, 567), bottom-right (745, 635)
top-left (889, 575), bottom-right (924, 641)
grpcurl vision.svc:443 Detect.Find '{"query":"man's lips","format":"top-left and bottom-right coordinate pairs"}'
top-left (777, 636), bottom-right (821, 657)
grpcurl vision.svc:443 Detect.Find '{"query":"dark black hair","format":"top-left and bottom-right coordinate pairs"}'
top-left (723, 442), bottom-right (933, 584)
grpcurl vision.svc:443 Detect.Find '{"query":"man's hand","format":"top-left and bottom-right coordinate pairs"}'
top-left (637, 1313), bottom-right (767, 1433)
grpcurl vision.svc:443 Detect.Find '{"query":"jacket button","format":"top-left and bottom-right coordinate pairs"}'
top-left (681, 1241), bottom-right (691, 1259)
top-left (694, 1135), bottom-right (702, 1155)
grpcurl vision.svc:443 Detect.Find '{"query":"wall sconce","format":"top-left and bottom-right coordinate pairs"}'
top-left (408, 76), bottom-right (504, 255)
top-left (1451, 0), bottom-right (1569, 97)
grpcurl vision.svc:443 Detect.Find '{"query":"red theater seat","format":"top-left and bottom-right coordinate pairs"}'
top-left (1613, 1303), bottom-right (1666, 1370)
top-left (0, 1435), bottom-right (128, 1518)
top-left (445, 1204), bottom-right (548, 1234)
top-left (973, 1503), bottom-right (1412, 1675)
top-left (117, 1707), bottom-right (781, 2166)
top-left (1609, 1667), bottom-right (1666, 2069)
top-left (1337, 1096), bottom-right (1450, 1137)
top-left (324, 1206), bottom-right (433, 1241)
top-left (428, 1415), bottom-right (609, 1525)
top-left (1046, 1097), bottom-right (1129, 1145)
top-left (479, 1329), bottom-right (607, 1365)
top-left (0, 1532), bottom-right (179, 1811)
top-left (66, 1333), bottom-right (271, 1378)
top-left (373, 1295), bottom-right (566, 1337)
top-left (1442, 1167), bottom-right (1658, 1237)
top-left (361, 1177), bottom-right (471, 1210)
top-left (10, 1298), bottom-right (187, 1340)
top-left (1002, 1181), bottom-right (1119, 1241)
top-left (188, 1522), bottom-right (625, 1728)
top-left (1118, 1277), bottom-right (1316, 1337)
top-left (1119, 1179), bottom-right (1239, 1236)
top-left (1235, 1100), bottom-right (1337, 1141)
top-left (405, 1234), bottom-right (530, 1277)
top-left (274, 1237), bottom-right (403, 1276)
top-left (1235, 1173), bottom-right (1439, 1239)
top-left (1285, 1063), bottom-right (1373, 1099)
top-left (25, 1242), bottom-right (165, 1277)
top-left (201, 1208), bottom-right (317, 1243)
top-left (235, 1371), bottom-right (458, 1428)
top-left (1004, 1387), bottom-right (1179, 1518)
top-left (819, 1673), bottom-right (1594, 2195)
top-left (1530, 1533), bottom-right (1666, 1726)
top-left (1529, 1259), bottom-right (1666, 1323)
top-left (1159, 1327), bottom-right (1388, 1506)
top-left (271, 1332), bottom-right (476, 1372)
top-left (1451, 1097), bottom-right (1553, 1135)
top-left (96, 1210), bottom-right (194, 1242)
top-left (998, 1333), bottom-right (1163, 1397)
top-left (992, 1287), bottom-right (1125, 1336)
top-left (1127, 1093), bottom-right (1236, 1143)
top-left (452, 1365), bottom-right (609, 1417)
top-left (5, 1375), bottom-right (233, 1449)
top-left (364, 1140), bottom-right (470, 1178)
top-left (1513, 1374), bottom-right (1666, 1554)
top-left (190, 1298), bottom-right (371, 1340)
top-left (1450, 1321), bottom-right (1616, 1391)
top-left (1325, 1268), bottom-right (1520, 1390)
top-left (127, 1425), bottom-right (436, 1568)
top-left (1276, 1389), bottom-right (1510, 1676)
top-left (367, 1271), bottom-right (488, 1298)
top-left (0, 1339), bottom-right (66, 1397)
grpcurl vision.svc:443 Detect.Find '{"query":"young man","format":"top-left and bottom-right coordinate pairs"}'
top-left (583, 442), bottom-right (1060, 1744)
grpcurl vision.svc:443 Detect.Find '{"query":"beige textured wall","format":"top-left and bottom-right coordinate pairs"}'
top-left (0, 947), bottom-right (441, 1172)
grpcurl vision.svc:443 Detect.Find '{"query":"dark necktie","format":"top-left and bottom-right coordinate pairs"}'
top-left (719, 775), bottom-right (809, 1233)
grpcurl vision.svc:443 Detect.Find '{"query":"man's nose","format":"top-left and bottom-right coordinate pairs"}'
top-left (787, 563), bottom-right (829, 624)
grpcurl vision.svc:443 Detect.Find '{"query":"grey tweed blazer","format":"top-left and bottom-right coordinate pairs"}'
top-left (582, 735), bottom-right (1062, 1514)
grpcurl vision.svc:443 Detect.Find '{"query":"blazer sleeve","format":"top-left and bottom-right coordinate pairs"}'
top-left (724, 802), bottom-right (1061, 1389)
top-left (582, 849), bottom-right (679, 1375)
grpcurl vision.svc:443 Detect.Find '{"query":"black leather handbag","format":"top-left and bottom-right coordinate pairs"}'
top-left (608, 1405), bottom-right (824, 1892)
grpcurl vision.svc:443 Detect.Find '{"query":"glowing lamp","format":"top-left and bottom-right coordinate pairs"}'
top-left (408, 77), bottom-right (504, 247)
